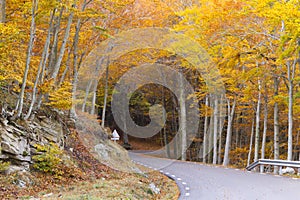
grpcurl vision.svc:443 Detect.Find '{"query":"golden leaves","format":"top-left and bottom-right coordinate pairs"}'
top-left (46, 81), bottom-right (72, 110)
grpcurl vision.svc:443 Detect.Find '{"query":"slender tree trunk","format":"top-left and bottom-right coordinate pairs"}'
top-left (25, 9), bottom-right (55, 120)
top-left (274, 76), bottom-right (280, 173)
top-left (70, 64), bottom-right (79, 118)
top-left (208, 114), bottom-right (213, 163)
top-left (294, 128), bottom-right (299, 161)
top-left (16, 0), bottom-right (37, 117)
top-left (101, 57), bottom-right (110, 127)
top-left (70, 52), bottom-right (83, 118)
top-left (287, 60), bottom-right (295, 161)
top-left (217, 123), bottom-right (222, 164)
top-left (179, 71), bottom-right (187, 161)
top-left (235, 115), bottom-right (240, 148)
top-left (89, 44), bottom-right (114, 115)
top-left (58, 47), bottom-right (71, 86)
top-left (218, 95), bottom-right (224, 165)
top-left (48, 6), bottom-right (64, 76)
top-left (247, 119), bottom-right (255, 166)
top-left (69, 0), bottom-right (90, 118)
top-left (123, 123), bottom-right (129, 145)
top-left (213, 95), bottom-right (218, 164)
top-left (90, 84), bottom-right (97, 115)
top-left (36, 6), bottom-right (64, 109)
top-left (202, 96), bottom-right (209, 163)
top-left (254, 80), bottom-right (262, 162)
top-left (81, 56), bottom-right (106, 113)
top-left (260, 92), bottom-right (268, 172)
top-left (223, 98), bottom-right (236, 166)
top-left (82, 79), bottom-right (93, 112)
top-left (99, 44), bottom-right (114, 120)
top-left (0, 0), bottom-right (5, 23)
top-left (162, 88), bottom-right (170, 158)
top-left (172, 96), bottom-right (178, 158)
top-left (51, 5), bottom-right (74, 81)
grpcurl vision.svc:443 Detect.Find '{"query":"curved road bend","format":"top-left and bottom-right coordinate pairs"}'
top-left (129, 152), bottom-right (300, 200)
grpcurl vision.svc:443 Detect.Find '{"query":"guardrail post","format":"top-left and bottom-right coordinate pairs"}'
top-left (260, 165), bottom-right (264, 173)
top-left (279, 166), bottom-right (282, 175)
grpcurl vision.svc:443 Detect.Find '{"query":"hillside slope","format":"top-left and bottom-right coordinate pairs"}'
top-left (0, 105), bottom-right (179, 199)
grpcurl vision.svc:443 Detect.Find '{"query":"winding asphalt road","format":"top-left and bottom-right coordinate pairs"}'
top-left (129, 152), bottom-right (300, 200)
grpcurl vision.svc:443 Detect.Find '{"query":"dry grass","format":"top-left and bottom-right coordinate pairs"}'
top-left (31, 167), bottom-right (179, 200)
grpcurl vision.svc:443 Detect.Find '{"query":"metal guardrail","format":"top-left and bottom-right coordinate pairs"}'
top-left (246, 159), bottom-right (300, 175)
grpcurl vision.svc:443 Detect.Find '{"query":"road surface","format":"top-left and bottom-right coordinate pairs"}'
top-left (129, 152), bottom-right (300, 200)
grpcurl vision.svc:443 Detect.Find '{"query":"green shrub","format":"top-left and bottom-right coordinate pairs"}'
top-left (0, 147), bottom-right (10, 172)
top-left (0, 160), bottom-right (10, 172)
top-left (32, 143), bottom-right (64, 177)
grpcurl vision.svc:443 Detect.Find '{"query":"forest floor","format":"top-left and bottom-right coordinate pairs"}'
top-left (0, 166), bottom-right (179, 200)
top-left (41, 167), bottom-right (178, 200)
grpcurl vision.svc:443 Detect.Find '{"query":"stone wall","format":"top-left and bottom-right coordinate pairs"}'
top-left (0, 109), bottom-right (67, 174)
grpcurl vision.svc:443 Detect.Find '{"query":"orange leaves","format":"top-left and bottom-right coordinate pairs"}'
top-left (108, 0), bottom-right (177, 30)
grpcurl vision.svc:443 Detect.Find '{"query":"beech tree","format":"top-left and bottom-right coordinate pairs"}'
top-left (16, 0), bottom-right (38, 117)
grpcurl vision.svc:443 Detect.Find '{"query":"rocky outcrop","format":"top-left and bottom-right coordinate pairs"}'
top-left (0, 108), bottom-right (137, 175)
top-left (0, 109), bottom-right (67, 174)
top-left (74, 112), bottom-right (139, 173)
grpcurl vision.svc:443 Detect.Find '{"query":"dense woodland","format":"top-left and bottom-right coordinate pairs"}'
top-left (0, 0), bottom-right (300, 172)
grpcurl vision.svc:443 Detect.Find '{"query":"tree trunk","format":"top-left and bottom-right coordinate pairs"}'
top-left (48, 6), bottom-right (64, 76)
top-left (260, 91), bottom-right (268, 172)
top-left (223, 98), bottom-right (236, 166)
top-left (70, 63), bottom-right (79, 118)
top-left (58, 47), bottom-right (71, 86)
top-left (179, 71), bottom-right (187, 161)
top-left (172, 95), bottom-right (178, 158)
top-left (82, 79), bottom-right (93, 112)
top-left (101, 57), bottom-right (110, 127)
top-left (16, 0), bottom-right (37, 117)
top-left (90, 86), bottom-right (97, 115)
top-left (81, 56), bottom-right (106, 113)
top-left (247, 119), bottom-right (255, 166)
top-left (208, 114), bottom-right (213, 163)
top-left (213, 95), bottom-right (218, 164)
top-left (88, 43), bottom-right (114, 115)
top-left (122, 100), bottom-right (129, 145)
top-left (218, 95), bottom-right (224, 165)
top-left (254, 80), bottom-right (261, 162)
top-left (69, 0), bottom-right (90, 118)
top-left (50, 6), bottom-right (74, 81)
top-left (287, 60), bottom-right (295, 161)
top-left (0, 0), bottom-right (5, 23)
top-left (293, 128), bottom-right (299, 161)
top-left (25, 9), bottom-right (55, 120)
top-left (162, 88), bottom-right (170, 158)
top-left (234, 115), bottom-right (240, 149)
top-left (274, 76), bottom-right (280, 173)
top-left (202, 95), bottom-right (209, 163)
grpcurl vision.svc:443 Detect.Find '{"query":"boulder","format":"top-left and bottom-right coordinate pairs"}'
top-left (282, 167), bottom-right (295, 175)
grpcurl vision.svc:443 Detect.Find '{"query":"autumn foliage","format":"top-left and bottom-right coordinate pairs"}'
top-left (0, 0), bottom-right (299, 171)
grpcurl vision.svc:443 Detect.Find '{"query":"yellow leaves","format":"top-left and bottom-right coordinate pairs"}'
top-left (174, 0), bottom-right (300, 110)
top-left (0, 22), bottom-right (27, 83)
top-left (46, 82), bottom-right (72, 110)
top-left (199, 103), bottom-right (213, 117)
top-left (270, 94), bottom-right (288, 106)
top-left (38, 79), bottom-right (54, 94)
top-left (32, 143), bottom-right (64, 177)
top-left (109, 0), bottom-right (176, 30)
